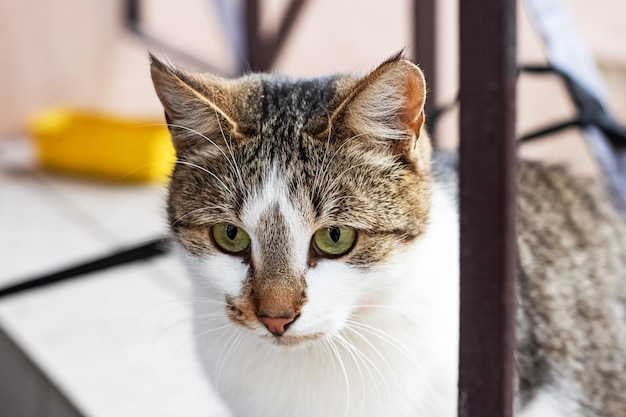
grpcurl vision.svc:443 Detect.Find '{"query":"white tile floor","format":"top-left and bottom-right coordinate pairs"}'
top-left (0, 137), bottom-right (228, 417)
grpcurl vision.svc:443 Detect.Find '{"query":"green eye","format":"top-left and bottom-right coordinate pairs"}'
top-left (313, 226), bottom-right (357, 257)
top-left (211, 223), bottom-right (251, 254)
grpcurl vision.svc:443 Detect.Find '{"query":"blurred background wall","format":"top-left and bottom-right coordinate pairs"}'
top-left (0, 0), bottom-right (624, 156)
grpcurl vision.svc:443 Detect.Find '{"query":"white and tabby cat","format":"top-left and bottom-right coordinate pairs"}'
top-left (150, 54), bottom-right (626, 417)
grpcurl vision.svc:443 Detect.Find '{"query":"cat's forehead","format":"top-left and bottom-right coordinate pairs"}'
top-left (256, 74), bottom-right (344, 110)
top-left (248, 74), bottom-right (355, 135)
top-left (225, 75), bottom-right (356, 193)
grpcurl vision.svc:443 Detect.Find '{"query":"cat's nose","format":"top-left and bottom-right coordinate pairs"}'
top-left (258, 315), bottom-right (298, 336)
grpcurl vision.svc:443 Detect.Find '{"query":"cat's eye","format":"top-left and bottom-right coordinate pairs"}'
top-left (211, 223), bottom-right (251, 254)
top-left (313, 226), bottom-right (357, 257)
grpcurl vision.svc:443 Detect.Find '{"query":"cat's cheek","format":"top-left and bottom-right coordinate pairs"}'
top-left (299, 262), bottom-right (365, 335)
top-left (191, 254), bottom-right (249, 298)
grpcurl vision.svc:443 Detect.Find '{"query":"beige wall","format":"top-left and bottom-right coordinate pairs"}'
top-left (0, 0), bottom-right (122, 134)
top-left (1, 0), bottom-right (624, 151)
top-left (0, 0), bottom-right (411, 136)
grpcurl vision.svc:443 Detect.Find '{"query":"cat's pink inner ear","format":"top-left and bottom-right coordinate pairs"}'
top-left (401, 65), bottom-right (427, 137)
top-left (333, 56), bottom-right (431, 169)
top-left (335, 56), bottom-right (428, 142)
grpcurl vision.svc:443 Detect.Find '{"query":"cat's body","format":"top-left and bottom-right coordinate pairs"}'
top-left (516, 162), bottom-right (626, 416)
top-left (150, 54), bottom-right (626, 417)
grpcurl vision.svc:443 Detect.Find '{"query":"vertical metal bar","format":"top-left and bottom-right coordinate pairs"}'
top-left (244, 0), bottom-right (264, 72)
top-left (412, 0), bottom-right (437, 121)
top-left (125, 0), bottom-right (140, 33)
top-left (458, 0), bottom-right (517, 416)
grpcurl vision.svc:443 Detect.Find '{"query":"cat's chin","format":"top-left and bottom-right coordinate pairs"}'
top-left (257, 332), bottom-right (325, 348)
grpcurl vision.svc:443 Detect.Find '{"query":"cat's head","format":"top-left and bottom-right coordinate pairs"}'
top-left (151, 54), bottom-right (432, 346)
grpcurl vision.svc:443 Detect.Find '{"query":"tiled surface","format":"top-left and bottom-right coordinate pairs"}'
top-left (0, 137), bottom-right (228, 416)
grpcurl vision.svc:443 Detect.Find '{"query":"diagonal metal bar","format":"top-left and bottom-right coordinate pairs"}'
top-left (458, 0), bottom-right (518, 416)
top-left (245, 0), bottom-right (309, 71)
top-left (271, 0), bottom-right (309, 59)
top-left (125, 0), bottom-right (140, 31)
top-left (0, 238), bottom-right (170, 299)
top-left (124, 0), bottom-right (231, 75)
top-left (244, 0), bottom-right (263, 71)
top-left (524, 0), bottom-right (626, 221)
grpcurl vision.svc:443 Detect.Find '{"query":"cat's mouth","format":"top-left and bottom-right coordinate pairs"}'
top-left (224, 314), bottom-right (321, 346)
top-left (225, 298), bottom-right (319, 346)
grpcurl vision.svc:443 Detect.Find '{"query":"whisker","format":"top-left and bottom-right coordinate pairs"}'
top-left (170, 205), bottom-right (229, 228)
top-left (174, 161), bottom-right (232, 196)
top-left (216, 331), bottom-right (241, 385)
top-left (190, 298), bottom-right (228, 306)
top-left (195, 323), bottom-right (231, 339)
top-left (312, 115), bottom-right (334, 193)
top-left (115, 160), bottom-right (175, 181)
top-left (344, 319), bottom-right (432, 397)
top-left (332, 334), bottom-right (367, 416)
top-left (315, 132), bottom-right (368, 195)
top-left (167, 122), bottom-right (241, 179)
top-left (345, 320), bottom-right (416, 360)
top-left (194, 313), bottom-right (227, 321)
top-left (325, 161), bottom-right (384, 194)
top-left (215, 113), bottom-right (246, 196)
top-left (326, 338), bottom-right (351, 417)
top-left (343, 325), bottom-right (396, 406)
top-left (353, 304), bottom-right (420, 320)
top-left (337, 330), bottom-right (390, 411)
top-left (140, 122), bottom-right (246, 202)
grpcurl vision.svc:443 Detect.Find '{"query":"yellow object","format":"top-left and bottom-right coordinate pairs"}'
top-left (30, 109), bottom-right (176, 183)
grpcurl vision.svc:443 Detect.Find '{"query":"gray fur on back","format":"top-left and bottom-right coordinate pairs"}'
top-left (433, 155), bottom-right (626, 416)
top-left (516, 162), bottom-right (626, 416)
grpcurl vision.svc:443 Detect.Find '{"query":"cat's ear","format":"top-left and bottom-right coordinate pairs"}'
top-left (331, 54), bottom-right (430, 168)
top-left (149, 54), bottom-right (238, 154)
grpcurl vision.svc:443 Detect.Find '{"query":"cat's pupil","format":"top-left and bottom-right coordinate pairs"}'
top-left (329, 227), bottom-right (341, 243)
top-left (226, 224), bottom-right (238, 240)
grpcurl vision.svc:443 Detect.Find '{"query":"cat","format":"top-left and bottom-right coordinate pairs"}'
top-left (150, 53), bottom-right (626, 417)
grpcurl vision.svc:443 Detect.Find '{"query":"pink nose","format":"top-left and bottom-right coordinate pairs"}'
top-left (259, 315), bottom-right (297, 336)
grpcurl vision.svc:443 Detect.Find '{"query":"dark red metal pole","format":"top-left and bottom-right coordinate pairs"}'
top-left (458, 0), bottom-right (517, 416)
top-left (412, 0), bottom-right (437, 121)
top-left (244, 0), bottom-right (263, 71)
